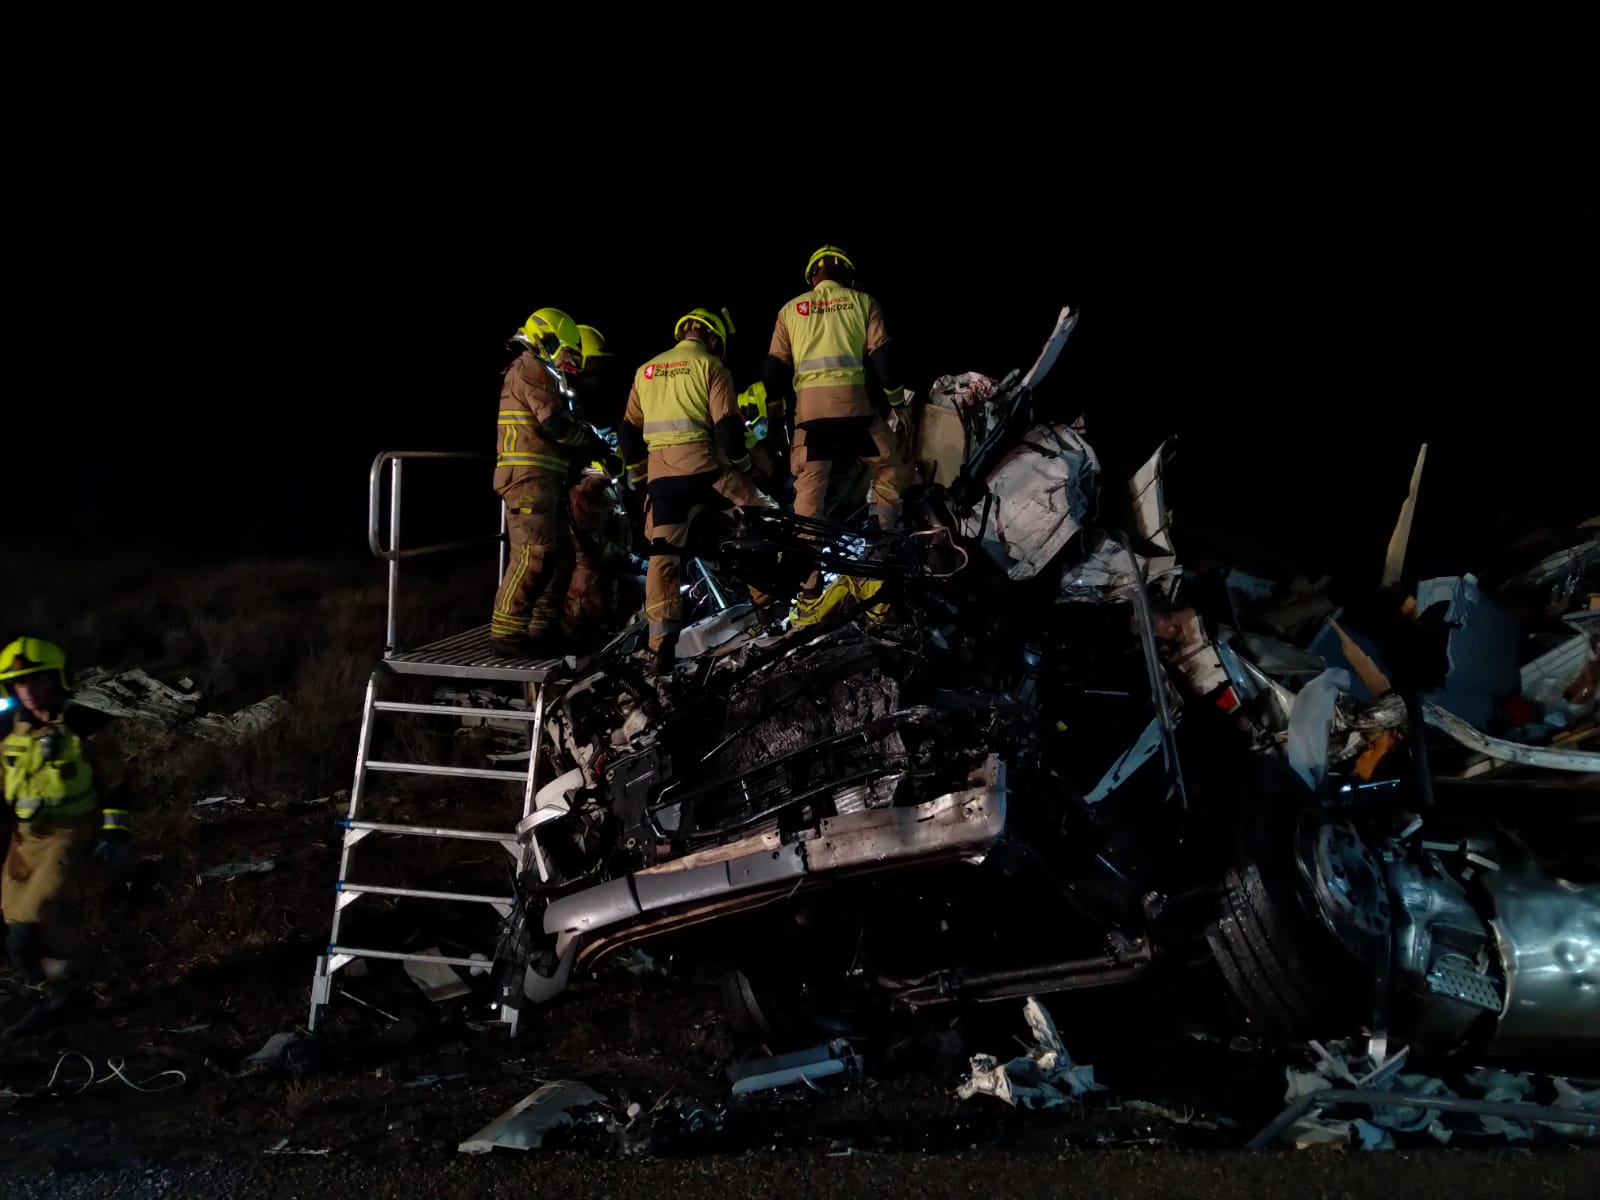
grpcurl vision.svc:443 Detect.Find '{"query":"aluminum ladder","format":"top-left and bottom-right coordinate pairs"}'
top-left (306, 451), bottom-right (565, 1034)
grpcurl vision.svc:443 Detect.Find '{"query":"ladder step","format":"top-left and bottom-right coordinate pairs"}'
top-left (338, 881), bottom-right (516, 906)
top-left (328, 945), bottom-right (488, 970)
top-left (373, 700), bottom-right (541, 721)
top-left (363, 760), bottom-right (531, 781)
top-left (341, 819), bottom-right (521, 845)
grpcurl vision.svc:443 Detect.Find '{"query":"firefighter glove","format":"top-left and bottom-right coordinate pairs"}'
top-left (93, 829), bottom-right (139, 875)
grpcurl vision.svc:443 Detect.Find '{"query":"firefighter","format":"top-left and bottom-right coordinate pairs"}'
top-left (563, 324), bottom-right (637, 645)
top-left (619, 308), bottom-right (776, 673)
top-left (737, 382), bottom-right (792, 501)
top-left (491, 308), bottom-right (621, 657)
top-left (1, 638), bottom-right (135, 1036)
top-left (762, 245), bottom-right (912, 621)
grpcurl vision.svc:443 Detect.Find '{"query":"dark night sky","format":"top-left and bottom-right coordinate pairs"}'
top-left (5, 5), bottom-right (1597, 582)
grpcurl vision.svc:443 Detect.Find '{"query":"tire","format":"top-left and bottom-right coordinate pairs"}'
top-left (1205, 759), bottom-right (1380, 1039)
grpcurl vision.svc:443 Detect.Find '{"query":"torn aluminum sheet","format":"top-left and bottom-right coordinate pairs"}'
top-left (913, 400), bottom-right (969, 487)
top-left (194, 795), bottom-right (247, 810)
top-left (1549, 1077), bottom-right (1600, 1137)
top-left (71, 667), bottom-right (201, 724)
top-left (1254, 1052), bottom-right (1600, 1150)
top-left (1082, 718), bottom-right (1161, 805)
top-left (1286, 669), bottom-right (1351, 791)
top-left (1500, 530), bottom-right (1600, 601)
top-left (405, 948), bottom-right (470, 1002)
top-left (1413, 575), bottom-right (1519, 729)
top-left (458, 1079), bottom-right (608, 1154)
top-left (191, 696), bottom-right (292, 745)
top-left (1059, 535), bottom-right (1179, 603)
top-left (200, 859), bottom-right (276, 881)
top-left (676, 602), bottom-right (758, 659)
top-left (1425, 703), bottom-right (1600, 773)
top-left (1127, 442), bottom-right (1175, 556)
top-left (72, 671), bottom-right (286, 745)
top-left (955, 996), bottom-right (1104, 1109)
top-left (1521, 626), bottom-right (1600, 728)
top-left (1230, 632), bottom-right (1327, 684)
top-left (960, 422), bottom-right (1099, 580)
top-left (726, 1040), bottom-right (862, 1096)
top-left (242, 1032), bottom-right (298, 1073)
top-left (1020, 307), bottom-right (1081, 391)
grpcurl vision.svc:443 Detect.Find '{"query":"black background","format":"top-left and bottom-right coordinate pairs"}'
top-left (5, 4), bottom-right (1597, 581)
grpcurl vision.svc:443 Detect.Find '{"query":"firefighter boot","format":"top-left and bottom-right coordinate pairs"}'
top-left (651, 630), bottom-right (678, 679)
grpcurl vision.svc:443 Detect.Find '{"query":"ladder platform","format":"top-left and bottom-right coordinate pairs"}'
top-left (384, 624), bottom-right (565, 682)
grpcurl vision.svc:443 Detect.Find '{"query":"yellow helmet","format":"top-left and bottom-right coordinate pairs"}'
top-left (738, 382), bottom-right (769, 448)
top-left (805, 244), bottom-right (855, 284)
top-left (516, 307), bottom-right (584, 375)
top-left (577, 324), bottom-right (610, 363)
top-left (674, 307), bottom-right (735, 354)
top-left (0, 636), bottom-right (69, 695)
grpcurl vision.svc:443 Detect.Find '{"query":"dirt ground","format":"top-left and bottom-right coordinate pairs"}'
top-left (4, 551), bottom-right (1600, 1187)
top-left (7, 1150), bottom-right (1600, 1200)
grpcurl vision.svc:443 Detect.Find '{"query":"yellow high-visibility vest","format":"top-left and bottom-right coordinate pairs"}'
top-left (3, 720), bottom-right (97, 821)
top-left (634, 339), bottom-right (718, 452)
top-left (779, 279), bottom-right (870, 393)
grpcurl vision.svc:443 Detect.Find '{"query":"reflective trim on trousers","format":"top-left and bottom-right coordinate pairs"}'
top-left (496, 453), bottom-right (570, 473)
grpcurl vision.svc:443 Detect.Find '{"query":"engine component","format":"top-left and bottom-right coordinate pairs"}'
top-left (603, 744), bottom-right (671, 859)
top-left (1386, 853), bottom-right (1502, 1053)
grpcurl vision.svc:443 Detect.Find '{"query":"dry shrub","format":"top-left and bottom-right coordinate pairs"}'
top-left (5, 550), bottom-right (491, 803)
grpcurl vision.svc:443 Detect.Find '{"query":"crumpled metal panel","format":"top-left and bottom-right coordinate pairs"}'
top-left (1484, 869), bottom-right (1600, 1056)
top-left (1058, 535), bottom-right (1179, 603)
top-left (1413, 575), bottom-right (1520, 729)
top-left (542, 760), bottom-right (1008, 941)
top-left (807, 759), bottom-right (1007, 872)
top-left (457, 1079), bottom-right (607, 1153)
top-left (1425, 703), bottom-right (1600, 773)
top-left (960, 423), bottom-right (1099, 580)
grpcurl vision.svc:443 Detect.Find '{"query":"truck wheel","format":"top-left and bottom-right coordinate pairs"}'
top-left (1206, 759), bottom-right (1384, 1039)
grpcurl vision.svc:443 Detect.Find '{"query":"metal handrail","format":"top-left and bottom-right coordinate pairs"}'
top-left (368, 451), bottom-right (507, 654)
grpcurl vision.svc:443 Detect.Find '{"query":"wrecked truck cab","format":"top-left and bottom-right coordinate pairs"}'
top-left (500, 307), bottom-right (1217, 1036)
top-left (319, 305), bottom-right (1600, 1089)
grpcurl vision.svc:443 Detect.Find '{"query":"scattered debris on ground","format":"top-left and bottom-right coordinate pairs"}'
top-left (956, 999), bottom-right (1104, 1109)
top-left (8, 309), bottom-right (1600, 1174)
